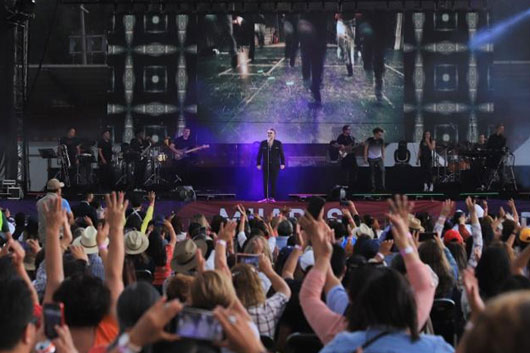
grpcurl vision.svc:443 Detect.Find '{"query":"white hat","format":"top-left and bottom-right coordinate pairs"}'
top-left (124, 230), bottom-right (149, 255)
top-left (46, 178), bottom-right (64, 191)
top-left (72, 226), bottom-right (107, 255)
top-left (356, 223), bottom-right (375, 239)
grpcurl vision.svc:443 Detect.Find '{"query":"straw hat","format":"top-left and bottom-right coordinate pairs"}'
top-left (73, 226), bottom-right (107, 255)
top-left (124, 230), bottom-right (149, 255)
top-left (170, 239), bottom-right (206, 275)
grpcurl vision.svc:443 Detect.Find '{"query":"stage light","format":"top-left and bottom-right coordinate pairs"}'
top-left (469, 7), bottom-right (530, 50)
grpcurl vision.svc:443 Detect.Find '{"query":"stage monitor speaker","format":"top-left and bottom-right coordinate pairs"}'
top-left (327, 185), bottom-right (347, 202)
top-left (174, 185), bottom-right (196, 202)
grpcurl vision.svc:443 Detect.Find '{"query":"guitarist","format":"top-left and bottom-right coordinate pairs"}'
top-left (335, 125), bottom-right (358, 192)
top-left (130, 130), bottom-right (151, 189)
top-left (169, 127), bottom-right (196, 184)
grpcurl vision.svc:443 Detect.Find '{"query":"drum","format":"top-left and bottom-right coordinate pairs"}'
top-left (157, 153), bottom-right (168, 163)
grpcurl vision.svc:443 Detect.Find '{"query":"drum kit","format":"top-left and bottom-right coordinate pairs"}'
top-left (435, 142), bottom-right (517, 191)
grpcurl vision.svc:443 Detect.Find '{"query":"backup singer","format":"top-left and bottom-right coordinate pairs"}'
top-left (257, 129), bottom-right (285, 202)
top-left (416, 131), bottom-right (436, 192)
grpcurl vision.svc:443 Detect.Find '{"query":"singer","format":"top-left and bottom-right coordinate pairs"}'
top-left (257, 128), bottom-right (286, 202)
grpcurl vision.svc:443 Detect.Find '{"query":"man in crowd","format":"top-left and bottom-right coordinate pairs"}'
top-left (36, 178), bottom-right (73, 245)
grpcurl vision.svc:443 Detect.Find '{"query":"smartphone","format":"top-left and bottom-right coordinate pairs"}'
top-left (419, 232), bottom-right (437, 242)
top-left (43, 303), bottom-right (65, 339)
top-left (307, 196), bottom-right (326, 219)
top-left (175, 307), bottom-right (223, 342)
top-left (236, 253), bottom-right (260, 268)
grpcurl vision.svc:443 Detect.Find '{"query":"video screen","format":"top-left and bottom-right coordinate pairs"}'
top-left (196, 12), bottom-right (404, 144)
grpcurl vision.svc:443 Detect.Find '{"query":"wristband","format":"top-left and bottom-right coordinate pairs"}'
top-left (399, 246), bottom-right (414, 256)
top-left (98, 243), bottom-right (108, 251)
top-left (294, 245), bottom-right (303, 251)
top-left (375, 252), bottom-right (385, 260)
top-left (117, 333), bottom-right (142, 353)
top-left (216, 239), bottom-right (227, 247)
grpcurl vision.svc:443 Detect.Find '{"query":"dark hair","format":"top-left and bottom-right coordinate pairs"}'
top-left (0, 279), bottom-right (35, 350)
top-left (210, 215), bottom-right (227, 234)
top-left (446, 242), bottom-right (467, 273)
top-left (129, 194), bottom-right (143, 209)
top-left (353, 235), bottom-right (378, 260)
top-left (500, 275), bottom-right (530, 294)
top-left (53, 274), bottom-right (111, 327)
top-left (418, 240), bottom-right (455, 298)
top-left (14, 212), bottom-right (26, 227)
top-left (479, 218), bottom-right (494, 247)
top-left (330, 244), bottom-right (346, 278)
top-left (171, 216), bottom-right (184, 234)
top-left (347, 268), bottom-right (419, 341)
top-left (475, 244), bottom-right (511, 299)
top-left (342, 125), bottom-right (350, 132)
top-left (373, 127), bottom-right (384, 135)
top-left (277, 219), bottom-right (294, 237)
top-left (117, 282), bottom-right (160, 331)
top-left (328, 220), bottom-right (348, 241)
top-left (501, 219), bottom-right (516, 242)
top-left (146, 230), bottom-right (167, 267)
top-left (0, 257), bottom-right (17, 282)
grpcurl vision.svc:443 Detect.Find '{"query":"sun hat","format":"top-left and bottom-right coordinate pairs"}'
top-left (170, 239), bottom-right (206, 275)
top-left (72, 226), bottom-right (108, 255)
top-left (124, 230), bottom-right (149, 255)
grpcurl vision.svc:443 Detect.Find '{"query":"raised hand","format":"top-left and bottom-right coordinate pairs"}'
top-left (69, 245), bottom-right (88, 263)
top-left (462, 268), bottom-right (485, 320)
top-left (298, 212), bottom-right (332, 261)
top-left (347, 200), bottom-right (359, 216)
top-left (6, 239), bottom-right (25, 269)
top-left (96, 221), bottom-right (109, 246)
top-left (440, 199), bottom-right (455, 219)
top-left (83, 216), bottom-right (93, 227)
top-left (218, 220), bottom-right (237, 243)
top-left (147, 191), bottom-right (156, 204)
top-left (387, 195), bottom-right (415, 251)
top-left (43, 197), bottom-right (66, 232)
top-left (52, 325), bottom-right (79, 353)
top-left (104, 192), bottom-right (128, 231)
top-left (258, 254), bottom-right (274, 275)
top-left (465, 197), bottom-right (476, 214)
top-left (213, 307), bottom-right (266, 353)
top-left (129, 298), bottom-right (182, 347)
top-left (27, 239), bottom-right (41, 255)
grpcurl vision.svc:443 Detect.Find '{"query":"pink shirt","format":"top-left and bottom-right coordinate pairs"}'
top-left (299, 258), bottom-right (435, 344)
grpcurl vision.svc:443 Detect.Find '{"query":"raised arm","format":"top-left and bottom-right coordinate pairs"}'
top-left (259, 254), bottom-right (291, 298)
top-left (298, 212), bottom-right (347, 344)
top-left (43, 197), bottom-right (67, 304)
top-left (387, 195), bottom-right (436, 329)
top-left (163, 219), bottom-right (178, 247)
top-left (465, 197), bottom-right (483, 269)
top-left (140, 191), bottom-right (156, 234)
top-left (507, 198), bottom-right (519, 225)
top-left (434, 199), bottom-right (454, 237)
top-left (282, 224), bottom-right (304, 280)
top-left (215, 221), bottom-right (237, 278)
top-left (104, 192), bottom-right (128, 317)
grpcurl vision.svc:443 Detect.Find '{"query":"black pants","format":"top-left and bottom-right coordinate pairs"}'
top-left (368, 158), bottom-right (385, 191)
top-left (299, 19), bottom-right (326, 103)
top-left (99, 163), bottom-right (114, 191)
top-left (420, 158), bottom-right (433, 185)
top-left (263, 165), bottom-right (280, 199)
top-left (284, 15), bottom-right (299, 66)
top-left (341, 155), bottom-right (358, 192)
top-left (133, 160), bottom-right (147, 189)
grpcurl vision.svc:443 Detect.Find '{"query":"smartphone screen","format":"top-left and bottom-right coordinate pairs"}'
top-left (236, 253), bottom-right (260, 268)
top-left (175, 307), bottom-right (223, 341)
top-left (43, 303), bottom-right (64, 339)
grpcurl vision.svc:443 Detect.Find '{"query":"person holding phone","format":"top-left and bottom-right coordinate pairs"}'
top-left (256, 128), bottom-right (285, 202)
top-left (416, 130), bottom-right (436, 192)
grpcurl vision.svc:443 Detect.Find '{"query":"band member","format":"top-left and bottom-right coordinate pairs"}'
top-left (130, 130), bottom-right (151, 189)
top-left (58, 127), bottom-right (81, 185)
top-left (257, 128), bottom-right (285, 202)
top-left (169, 127), bottom-right (196, 184)
top-left (336, 125), bottom-right (358, 192)
top-left (364, 127), bottom-right (385, 192)
top-left (486, 123), bottom-right (507, 188)
top-left (475, 134), bottom-right (487, 150)
top-left (97, 129), bottom-right (113, 191)
top-left (416, 131), bottom-right (436, 192)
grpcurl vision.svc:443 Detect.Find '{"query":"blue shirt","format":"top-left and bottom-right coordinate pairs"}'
top-left (326, 285), bottom-right (349, 315)
top-left (320, 329), bottom-right (454, 353)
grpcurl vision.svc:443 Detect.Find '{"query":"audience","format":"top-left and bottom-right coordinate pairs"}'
top-left (3, 181), bottom-right (530, 353)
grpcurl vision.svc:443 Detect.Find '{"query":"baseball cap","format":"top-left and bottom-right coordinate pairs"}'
top-left (443, 229), bottom-right (463, 245)
top-left (46, 178), bottom-right (64, 191)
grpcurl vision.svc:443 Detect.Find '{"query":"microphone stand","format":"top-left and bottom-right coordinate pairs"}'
top-left (266, 140), bottom-right (270, 201)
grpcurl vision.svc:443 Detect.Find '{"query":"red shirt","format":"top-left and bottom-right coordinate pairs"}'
top-left (153, 244), bottom-right (174, 286)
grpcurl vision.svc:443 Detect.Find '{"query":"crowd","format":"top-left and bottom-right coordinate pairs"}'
top-left (1, 178), bottom-right (530, 353)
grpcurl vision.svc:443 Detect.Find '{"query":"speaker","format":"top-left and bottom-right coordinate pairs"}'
top-left (174, 185), bottom-right (196, 202)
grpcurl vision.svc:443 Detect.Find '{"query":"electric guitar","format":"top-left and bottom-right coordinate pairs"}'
top-left (332, 143), bottom-right (359, 159)
top-left (173, 144), bottom-right (210, 160)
